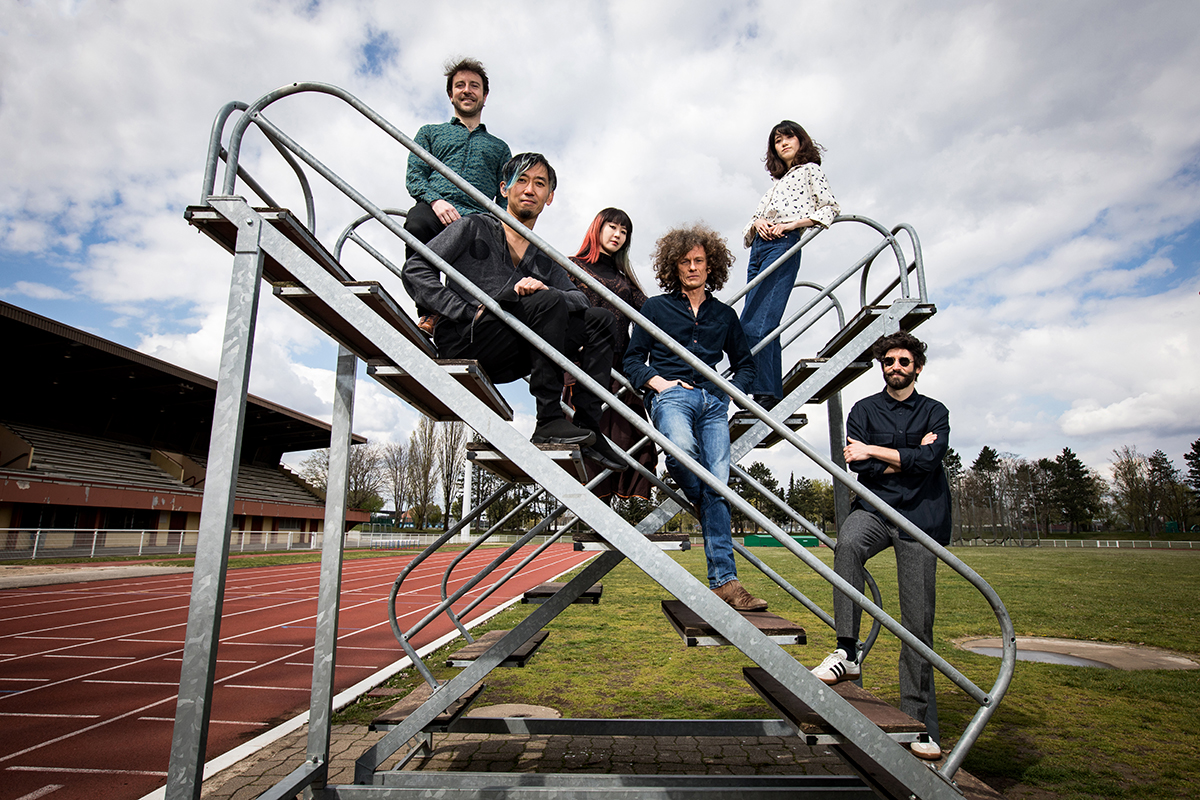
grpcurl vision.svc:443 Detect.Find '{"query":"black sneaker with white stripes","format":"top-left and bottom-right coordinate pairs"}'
top-left (811, 648), bottom-right (861, 685)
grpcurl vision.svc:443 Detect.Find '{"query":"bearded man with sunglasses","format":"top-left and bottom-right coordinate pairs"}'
top-left (811, 331), bottom-right (951, 759)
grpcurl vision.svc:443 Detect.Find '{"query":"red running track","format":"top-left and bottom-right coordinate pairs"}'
top-left (0, 544), bottom-right (594, 800)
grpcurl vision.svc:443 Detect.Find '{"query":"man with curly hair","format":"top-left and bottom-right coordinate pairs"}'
top-left (810, 330), bottom-right (950, 759)
top-left (623, 224), bottom-right (764, 612)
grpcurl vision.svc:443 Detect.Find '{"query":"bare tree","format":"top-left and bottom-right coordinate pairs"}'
top-left (1110, 445), bottom-right (1150, 532)
top-left (405, 417), bottom-right (439, 529)
top-left (436, 422), bottom-right (469, 529)
top-left (380, 441), bottom-right (409, 524)
top-left (297, 444), bottom-right (384, 511)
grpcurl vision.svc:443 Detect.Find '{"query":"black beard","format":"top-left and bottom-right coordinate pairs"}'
top-left (513, 206), bottom-right (535, 221)
top-left (886, 371), bottom-right (914, 390)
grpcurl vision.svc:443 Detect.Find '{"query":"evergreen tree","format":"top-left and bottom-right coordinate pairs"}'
top-left (943, 448), bottom-right (963, 541)
top-left (1051, 447), bottom-right (1104, 533)
top-left (972, 446), bottom-right (1001, 539)
top-left (1184, 438), bottom-right (1200, 501)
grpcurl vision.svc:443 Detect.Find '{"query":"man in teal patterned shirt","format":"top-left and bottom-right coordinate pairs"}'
top-left (404, 57), bottom-right (512, 297)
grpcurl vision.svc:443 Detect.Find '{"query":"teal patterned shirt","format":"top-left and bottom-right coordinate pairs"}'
top-left (405, 118), bottom-right (512, 215)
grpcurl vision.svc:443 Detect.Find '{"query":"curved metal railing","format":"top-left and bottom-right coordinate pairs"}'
top-left (200, 82), bottom-right (1014, 780)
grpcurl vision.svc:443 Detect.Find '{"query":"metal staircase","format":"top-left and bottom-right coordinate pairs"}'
top-left (165, 83), bottom-right (1016, 800)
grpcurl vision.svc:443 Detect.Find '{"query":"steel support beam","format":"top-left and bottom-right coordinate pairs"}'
top-left (165, 212), bottom-right (265, 800)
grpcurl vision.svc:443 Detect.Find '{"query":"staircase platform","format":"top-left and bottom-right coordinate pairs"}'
top-left (744, 668), bottom-right (1003, 799)
top-left (743, 667), bottom-right (923, 744)
top-left (373, 361), bottom-right (514, 422)
top-left (446, 629), bottom-right (549, 668)
top-left (465, 441), bottom-right (583, 482)
top-left (818, 303), bottom-right (937, 361)
top-left (661, 600), bottom-right (806, 647)
top-left (185, 205), bottom-right (352, 284)
top-left (369, 680), bottom-right (486, 732)
top-left (781, 358), bottom-right (872, 404)
top-left (573, 532), bottom-right (690, 551)
top-left (522, 581), bottom-right (603, 604)
top-left (729, 410), bottom-right (808, 448)
top-left (366, 772), bottom-right (878, 798)
top-left (273, 280), bottom-right (436, 360)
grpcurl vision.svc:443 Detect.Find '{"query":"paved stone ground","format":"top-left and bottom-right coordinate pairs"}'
top-left (199, 724), bottom-right (851, 799)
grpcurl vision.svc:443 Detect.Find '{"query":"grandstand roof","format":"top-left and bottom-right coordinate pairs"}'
top-left (0, 301), bottom-right (365, 466)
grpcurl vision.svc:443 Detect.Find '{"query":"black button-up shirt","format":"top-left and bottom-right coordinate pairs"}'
top-left (623, 291), bottom-right (755, 401)
top-left (846, 388), bottom-right (952, 544)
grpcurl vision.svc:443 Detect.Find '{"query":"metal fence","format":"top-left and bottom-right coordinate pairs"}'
top-left (0, 528), bottom-right (325, 561)
top-left (956, 537), bottom-right (1199, 550)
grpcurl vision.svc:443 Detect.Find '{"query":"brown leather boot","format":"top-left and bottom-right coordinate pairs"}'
top-left (713, 580), bottom-right (768, 612)
top-left (417, 314), bottom-right (440, 336)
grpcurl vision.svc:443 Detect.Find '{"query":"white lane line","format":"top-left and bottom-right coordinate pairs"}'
top-left (2, 546), bottom-right (588, 767)
top-left (8, 765), bottom-right (168, 776)
top-left (337, 645), bottom-right (399, 651)
top-left (323, 664), bottom-right (379, 669)
top-left (283, 661), bottom-right (378, 669)
top-left (0, 712), bottom-right (100, 719)
top-left (0, 677), bottom-right (49, 682)
top-left (0, 589), bottom-right (324, 690)
top-left (15, 637), bottom-right (94, 641)
top-left (134, 556), bottom-right (585, 800)
top-left (14, 784), bottom-right (64, 800)
top-left (83, 680), bottom-right (178, 686)
top-left (137, 716), bottom-right (265, 726)
top-left (0, 695), bottom-right (178, 764)
top-left (223, 685), bottom-right (310, 691)
top-left (45, 654), bottom-right (135, 660)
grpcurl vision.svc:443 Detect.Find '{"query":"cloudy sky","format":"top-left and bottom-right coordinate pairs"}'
top-left (2, 0), bottom-right (1198, 485)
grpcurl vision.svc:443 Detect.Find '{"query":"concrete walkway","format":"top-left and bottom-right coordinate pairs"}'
top-left (199, 723), bottom-right (851, 799)
top-left (0, 563), bottom-right (192, 588)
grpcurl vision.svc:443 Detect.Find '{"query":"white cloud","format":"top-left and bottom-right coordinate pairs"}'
top-left (0, 281), bottom-right (73, 300)
top-left (2, 0), bottom-right (1199, 479)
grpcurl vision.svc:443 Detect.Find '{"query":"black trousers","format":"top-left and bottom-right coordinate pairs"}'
top-left (404, 201), bottom-right (445, 260)
top-left (435, 291), bottom-right (615, 427)
top-left (405, 202), bottom-right (447, 318)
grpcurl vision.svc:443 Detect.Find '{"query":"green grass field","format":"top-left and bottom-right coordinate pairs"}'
top-left (337, 546), bottom-right (1200, 799)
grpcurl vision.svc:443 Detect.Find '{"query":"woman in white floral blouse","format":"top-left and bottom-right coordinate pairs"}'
top-left (739, 120), bottom-right (840, 408)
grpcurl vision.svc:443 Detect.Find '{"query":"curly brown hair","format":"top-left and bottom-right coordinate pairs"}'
top-left (651, 223), bottom-right (734, 293)
top-left (871, 331), bottom-right (928, 369)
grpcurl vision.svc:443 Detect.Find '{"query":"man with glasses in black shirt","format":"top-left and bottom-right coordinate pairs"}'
top-left (810, 331), bottom-right (950, 760)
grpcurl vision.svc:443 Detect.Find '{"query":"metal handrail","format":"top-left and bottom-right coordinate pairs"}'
top-left (202, 81), bottom-right (1012, 779)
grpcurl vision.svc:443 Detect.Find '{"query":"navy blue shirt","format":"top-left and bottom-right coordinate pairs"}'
top-left (846, 388), bottom-right (952, 544)
top-left (623, 291), bottom-right (755, 401)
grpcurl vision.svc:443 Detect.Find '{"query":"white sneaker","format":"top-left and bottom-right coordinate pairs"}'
top-left (909, 740), bottom-right (942, 760)
top-left (811, 649), bottom-right (860, 685)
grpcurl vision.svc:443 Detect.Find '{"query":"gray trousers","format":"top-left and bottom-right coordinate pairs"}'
top-left (833, 509), bottom-right (940, 742)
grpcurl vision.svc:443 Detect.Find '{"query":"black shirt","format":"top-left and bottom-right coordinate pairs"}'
top-left (623, 291), bottom-right (755, 401)
top-left (846, 388), bottom-right (952, 544)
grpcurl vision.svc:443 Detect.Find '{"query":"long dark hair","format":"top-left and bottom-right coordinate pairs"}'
top-left (764, 120), bottom-right (824, 179)
top-left (573, 207), bottom-right (642, 292)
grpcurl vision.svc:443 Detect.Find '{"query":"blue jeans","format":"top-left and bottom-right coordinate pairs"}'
top-left (649, 385), bottom-right (736, 588)
top-left (740, 232), bottom-right (803, 399)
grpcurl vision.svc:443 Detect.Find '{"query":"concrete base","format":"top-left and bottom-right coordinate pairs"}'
top-left (955, 636), bottom-right (1199, 670)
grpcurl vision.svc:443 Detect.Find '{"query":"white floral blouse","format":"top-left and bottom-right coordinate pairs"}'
top-left (742, 162), bottom-right (840, 248)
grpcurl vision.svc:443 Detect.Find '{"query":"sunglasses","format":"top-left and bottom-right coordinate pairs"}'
top-left (881, 356), bottom-right (912, 367)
